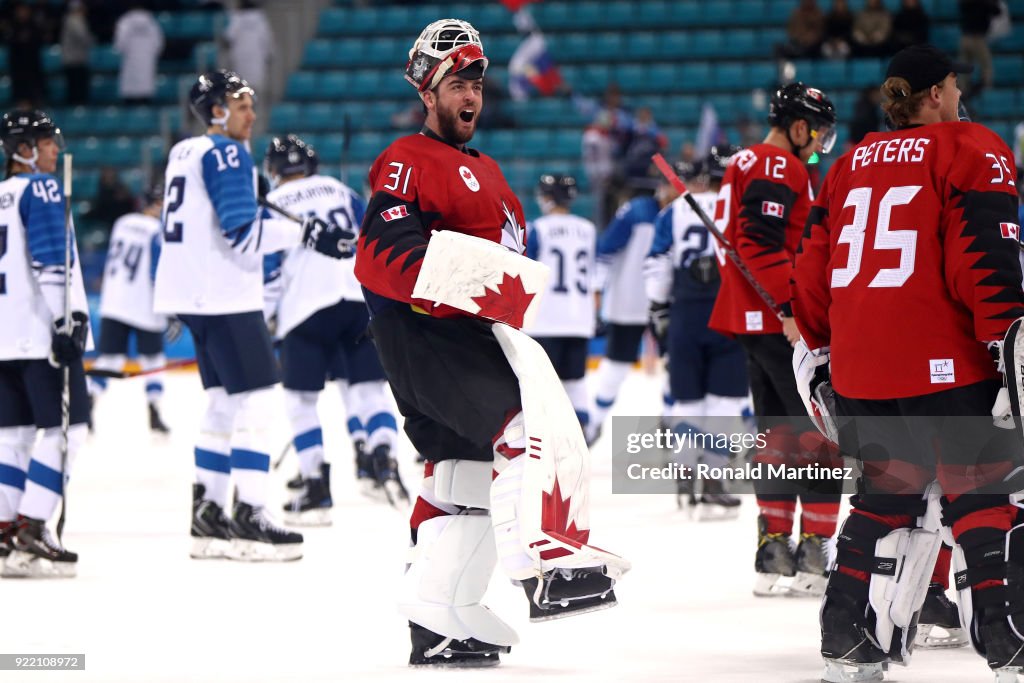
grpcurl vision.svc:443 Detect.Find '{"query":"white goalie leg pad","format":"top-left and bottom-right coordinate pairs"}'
top-left (432, 459), bottom-right (492, 509)
top-left (951, 541), bottom-right (982, 654)
top-left (867, 489), bottom-right (943, 661)
top-left (399, 511), bottom-right (519, 647)
top-left (489, 323), bottom-right (631, 581)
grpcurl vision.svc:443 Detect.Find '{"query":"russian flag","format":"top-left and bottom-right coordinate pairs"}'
top-left (509, 32), bottom-right (563, 101)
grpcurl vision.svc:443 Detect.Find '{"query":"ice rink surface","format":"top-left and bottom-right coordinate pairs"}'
top-left (3, 370), bottom-right (997, 682)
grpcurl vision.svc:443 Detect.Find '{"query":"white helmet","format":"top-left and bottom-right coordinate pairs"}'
top-left (405, 18), bottom-right (488, 92)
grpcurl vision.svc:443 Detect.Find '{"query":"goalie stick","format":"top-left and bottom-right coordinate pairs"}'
top-left (651, 153), bottom-right (783, 319)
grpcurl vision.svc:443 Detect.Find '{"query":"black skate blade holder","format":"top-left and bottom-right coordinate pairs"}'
top-left (520, 566), bottom-right (618, 622)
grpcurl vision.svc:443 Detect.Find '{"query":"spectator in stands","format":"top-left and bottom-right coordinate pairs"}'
top-left (60, 1), bottom-right (94, 106)
top-left (224, 0), bottom-right (274, 96)
top-left (851, 0), bottom-right (893, 57)
top-left (623, 107), bottom-right (667, 188)
top-left (958, 0), bottom-right (1001, 98)
top-left (780, 0), bottom-right (825, 59)
top-left (582, 111), bottom-right (618, 230)
top-left (891, 0), bottom-right (930, 52)
top-left (4, 2), bottom-right (49, 106)
top-left (848, 85), bottom-right (884, 145)
top-left (114, 3), bottom-right (164, 105)
top-left (85, 167), bottom-right (136, 228)
top-left (821, 0), bottom-right (853, 60)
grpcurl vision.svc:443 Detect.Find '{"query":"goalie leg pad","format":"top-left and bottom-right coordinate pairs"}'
top-left (1001, 316), bottom-right (1024, 423)
top-left (432, 459), bottom-right (492, 510)
top-left (399, 511), bottom-right (518, 648)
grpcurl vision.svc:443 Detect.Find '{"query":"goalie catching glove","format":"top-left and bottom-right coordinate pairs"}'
top-left (792, 338), bottom-right (839, 444)
top-left (994, 316), bottom-right (1024, 430)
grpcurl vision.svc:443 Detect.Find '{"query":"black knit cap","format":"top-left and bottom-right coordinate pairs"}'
top-left (885, 44), bottom-right (973, 94)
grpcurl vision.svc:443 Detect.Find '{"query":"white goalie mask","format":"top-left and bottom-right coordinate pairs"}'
top-left (405, 18), bottom-right (488, 92)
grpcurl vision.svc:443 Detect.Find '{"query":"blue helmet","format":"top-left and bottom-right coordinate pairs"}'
top-left (189, 70), bottom-right (255, 125)
top-left (264, 134), bottom-right (319, 180)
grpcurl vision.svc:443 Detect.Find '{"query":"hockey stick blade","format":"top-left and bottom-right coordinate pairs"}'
top-left (651, 153), bottom-right (784, 320)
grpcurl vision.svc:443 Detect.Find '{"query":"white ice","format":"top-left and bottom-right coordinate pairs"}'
top-left (3, 370), bottom-right (995, 682)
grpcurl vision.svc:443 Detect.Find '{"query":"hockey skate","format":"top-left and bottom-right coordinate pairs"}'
top-left (520, 567), bottom-right (618, 622)
top-left (791, 533), bottom-right (830, 598)
top-left (148, 403), bottom-right (170, 434)
top-left (368, 445), bottom-right (410, 509)
top-left (408, 622), bottom-right (508, 668)
top-left (676, 477), bottom-right (697, 511)
top-left (820, 597), bottom-right (890, 683)
top-left (692, 478), bottom-right (741, 521)
top-left (0, 522), bottom-right (12, 559)
top-left (282, 463), bottom-right (333, 526)
top-left (229, 501), bottom-right (303, 561)
top-left (190, 483), bottom-right (232, 559)
top-left (2, 516), bottom-right (77, 578)
top-left (914, 583), bottom-right (967, 649)
top-left (753, 518), bottom-right (797, 596)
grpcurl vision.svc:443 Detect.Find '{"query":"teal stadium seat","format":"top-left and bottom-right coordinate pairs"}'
top-left (994, 56), bottom-right (1024, 85)
top-left (304, 40), bottom-right (333, 68)
top-left (616, 65), bottom-right (649, 93)
top-left (713, 64), bottom-right (746, 91)
top-left (735, 0), bottom-right (766, 24)
top-left (849, 59), bottom-right (884, 87)
top-left (592, 34), bottom-right (626, 62)
top-left (318, 8), bottom-right (345, 36)
top-left (638, 1), bottom-right (670, 29)
top-left (629, 33), bottom-right (660, 60)
top-left (604, 2), bottom-right (636, 29)
top-left (320, 72), bottom-right (350, 99)
top-left (305, 103), bottom-right (335, 131)
top-left (533, 2), bottom-right (574, 30)
top-left (519, 130), bottom-right (551, 159)
top-left (271, 103), bottom-right (301, 130)
top-left (678, 63), bottom-right (712, 90)
top-left (487, 130), bottom-right (517, 158)
top-left (558, 33), bottom-right (590, 62)
top-left (692, 31), bottom-right (724, 58)
top-left (91, 46), bottom-right (120, 72)
top-left (729, 30), bottom-right (757, 58)
top-left (286, 72), bottom-right (316, 100)
top-left (0, 47), bottom-right (7, 71)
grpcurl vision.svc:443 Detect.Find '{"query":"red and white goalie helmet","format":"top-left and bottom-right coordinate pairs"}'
top-left (405, 18), bottom-right (488, 92)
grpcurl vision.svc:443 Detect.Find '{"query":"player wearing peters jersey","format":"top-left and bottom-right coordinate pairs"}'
top-left (262, 134), bottom-right (406, 522)
top-left (585, 168), bottom-right (660, 445)
top-left (0, 109), bottom-right (89, 578)
top-left (791, 45), bottom-right (1023, 682)
top-left (709, 82), bottom-right (843, 598)
top-left (523, 174), bottom-right (596, 429)
top-left (645, 149), bottom-right (748, 517)
top-left (88, 181), bottom-right (177, 434)
top-left (355, 19), bottom-right (628, 667)
top-left (154, 70), bottom-right (350, 561)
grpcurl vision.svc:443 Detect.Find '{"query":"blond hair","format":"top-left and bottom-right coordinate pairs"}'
top-left (880, 76), bottom-right (942, 128)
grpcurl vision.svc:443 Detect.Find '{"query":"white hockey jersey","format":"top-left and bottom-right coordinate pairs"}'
top-left (154, 134), bottom-right (300, 315)
top-left (99, 212), bottom-right (166, 332)
top-left (596, 195), bottom-right (658, 325)
top-left (645, 191), bottom-right (719, 303)
top-left (263, 174), bottom-right (366, 338)
top-left (0, 173), bottom-right (90, 360)
top-left (523, 211), bottom-right (596, 338)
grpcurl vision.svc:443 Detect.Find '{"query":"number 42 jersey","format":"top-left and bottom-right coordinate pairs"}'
top-left (792, 121), bottom-right (1024, 399)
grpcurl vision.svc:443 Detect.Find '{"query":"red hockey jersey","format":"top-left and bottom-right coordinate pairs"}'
top-left (354, 130), bottom-right (527, 318)
top-left (708, 143), bottom-right (812, 337)
top-left (792, 122), bottom-right (1023, 399)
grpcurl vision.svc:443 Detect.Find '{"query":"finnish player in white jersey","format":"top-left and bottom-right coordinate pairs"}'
top-left (644, 151), bottom-right (749, 518)
top-left (261, 134), bottom-right (405, 521)
top-left (88, 182), bottom-right (178, 433)
top-left (0, 109), bottom-right (91, 578)
top-left (585, 172), bottom-right (659, 444)
top-left (523, 174), bottom-right (596, 429)
top-left (153, 70), bottom-right (351, 561)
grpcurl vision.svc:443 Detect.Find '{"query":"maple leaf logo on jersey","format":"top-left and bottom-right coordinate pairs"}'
top-left (470, 272), bottom-right (535, 328)
top-left (499, 201), bottom-right (525, 252)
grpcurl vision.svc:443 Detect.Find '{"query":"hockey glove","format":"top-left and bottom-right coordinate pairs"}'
top-left (49, 311), bottom-right (89, 369)
top-left (648, 301), bottom-right (670, 352)
top-left (165, 317), bottom-right (184, 344)
top-left (792, 339), bottom-right (839, 444)
top-left (302, 216), bottom-right (354, 260)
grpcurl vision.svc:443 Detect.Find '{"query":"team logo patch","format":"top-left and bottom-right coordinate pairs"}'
top-left (459, 166), bottom-right (480, 192)
top-left (1000, 222), bottom-right (1020, 240)
top-left (380, 205), bottom-right (409, 222)
top-left (761, 201), bottom-right (784, 218)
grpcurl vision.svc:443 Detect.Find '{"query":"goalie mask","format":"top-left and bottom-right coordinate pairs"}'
top-left (405, 19), bottom-right (488, 92)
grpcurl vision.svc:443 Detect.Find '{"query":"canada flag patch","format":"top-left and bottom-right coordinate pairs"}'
top-left (762, 201), bottom-right (785, 218)
top-left (380, 205), bottom-right (409, 222)
top-left (1000, 222), bottom-right (1020, 240)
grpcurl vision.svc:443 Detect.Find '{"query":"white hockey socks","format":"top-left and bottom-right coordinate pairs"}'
top-left (139, 353), bottom-right (165, 405)
top-left (348, 380), bottom-right (397, 453)
top-left (284, 389), bottom-right (324, 479)
top-left (0, 426), bottom-right (35, 522)
top-left (590, 359), bottom-right (632, 432)
top-left (562, 378), bottom-right (590, 427)
top-left (195, 387), bottom-right (235, 509)
top-left (18, 424), bottom-right (85, 521)
top-left (231, 386), bottom-right (278, 507)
